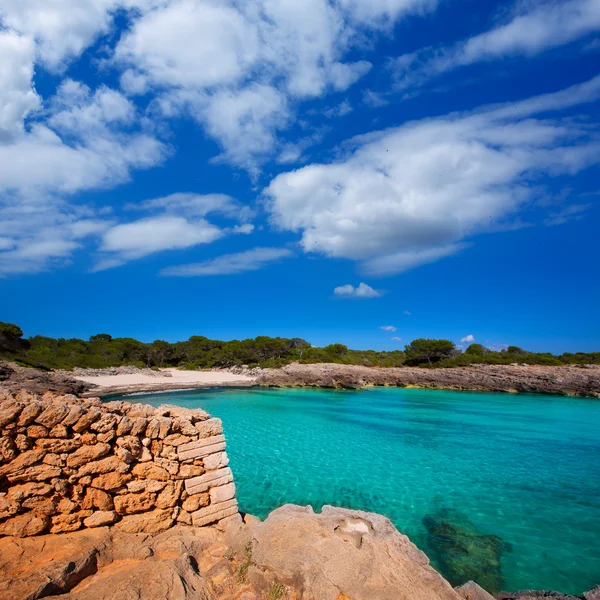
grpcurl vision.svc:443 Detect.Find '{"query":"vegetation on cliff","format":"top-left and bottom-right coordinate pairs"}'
top-left (1, 321), bottom-right (598, 371)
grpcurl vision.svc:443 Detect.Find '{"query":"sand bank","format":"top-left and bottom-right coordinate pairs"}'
top-left (73, 368), bottom-right (256, 397)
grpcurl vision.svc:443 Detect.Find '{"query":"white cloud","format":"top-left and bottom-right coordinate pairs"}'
top-left (94, 192), bottom-right (255, 269)
top-left (0, 75), bottom-right (166, 275)
top-left (160, 247), bottom-right (292, 276)
top-left (362, 244), bottom-right (468, 276)
top-left (126, 192), bottom-right (252, 221)
top-left (0, 80), bottom-right (165, 197)
top-left (380, 325), bottom-right (397, 332)
top-left (393, 0), bottom-right (600, 90)
top-left (0, 31), bottom-right (40, 138)
top-left (322, 100), bottom-right (353, 118)
top-left (461, 334), bottom-right (475, 343)
top-left (100, 216), bottom-right (223, 260)
top-left (333, 283), bottom-right (382, 298)
top-left (391, 336), bottom-right (402, 342)
top-left (111, 0), bottom-right (437, 170)
top-left (403, 310), bottom-right (411, 315)
top-left (265, 76), bottom-right (600, 276)
top-left (340, 0), bottom-right (438, 25)
top-left (0, 200), bottom-right (112, 276)
top-left (0, 0), bottom-right (163, 71)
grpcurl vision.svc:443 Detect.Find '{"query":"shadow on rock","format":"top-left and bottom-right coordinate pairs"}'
top-left (423, 507), bottom-right (512, 594)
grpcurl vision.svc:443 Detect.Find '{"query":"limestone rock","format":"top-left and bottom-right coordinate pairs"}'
top-left (185, 467), bottom-right (232, 495)
top-left (209, 482), bottom-right (236, 504)
top-left (585, 587), bottom-right (600, 600)
top-left (0, 513), bottom-right (49, 537)
top-left (82, 488), bottom-right (114, 511)
top-left (456, 581), bottom-right (496, 600)
top-left (182, 493), bottom-right (209, 513)
top-left (0, 527), bottom-right (109, 599)
top-left (83, 511), bottom-right (119, 528)
top-left (114, 493), bottom-right (156, 515)
top-left (90, 471), bottom-right (132, 491)
top-left (156, 481), bottom-right (183, 509)
top-left (36, 404), bottom-right (70, 428)
top-left (131, 462), bottom-right (170, 481)
top-left (0, 448), bottom-right (46, 475)
top-left (16, 401), bottom-right (43, 426)
top-left (116, 509), bottom-right (173, 533)
top-left (66, 443), bottom-right (111, 468)
top-left (6, 463), bottom-right (61, 483)
top-left (194, 417), bottom-right (223, 439)
top-left (203, 451), bottom-right (229, 471)
top-left (78, 456), bottom-right (130, 477)
top-left (248, 504), bottom-right (462, 600)
top-left (51, 510), bottom-right (92, 534)
top-left (191, 498), bottom-right (238, 527)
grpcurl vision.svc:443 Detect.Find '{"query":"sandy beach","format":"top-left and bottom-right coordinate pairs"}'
top-left (73, 368), bottom-right (257, 397)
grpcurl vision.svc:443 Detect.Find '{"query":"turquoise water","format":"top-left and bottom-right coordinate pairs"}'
top-left (129, 387), bottom-right (600, 593)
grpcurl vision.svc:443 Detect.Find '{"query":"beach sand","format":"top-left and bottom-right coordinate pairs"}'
top-left (73, 368), bottom-right (256, 397)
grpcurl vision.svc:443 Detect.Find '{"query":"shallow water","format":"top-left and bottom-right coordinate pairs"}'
top-left (129, 386), bottom-right (600, 593)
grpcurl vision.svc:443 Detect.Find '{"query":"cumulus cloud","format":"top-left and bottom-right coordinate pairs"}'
top-left (0, 76), bottom-right (165, 275)
top-left (111, 0), bottom-right (438, 170)
top-left (93, 192), bottom-right (254, 269)
top-left (0, 0), bottom-right (163, 71)
top-left (100, 216), bottom-right (223, 261)
top-left (380, 325), bottom-right (397, 332)
top-left (391, 336), bottom-right (402, 342)
top-left (461, 334), bottom-right (475, 343)
top-left (0, 31), bottom-right (40, 138)
top-left (393, 0), bottom-right (600, 90)
top-left (265, 76), bottom-right (600, 276)
top-left (333, 283), bottom-right (382, 298)
top-left (160, 247), bottom-right (292, 276)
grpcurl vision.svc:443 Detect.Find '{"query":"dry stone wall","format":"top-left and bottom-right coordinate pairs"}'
top-left (0, 390), bottom-right (239, 537)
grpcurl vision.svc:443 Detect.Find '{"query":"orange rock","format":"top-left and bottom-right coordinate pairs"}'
top-left (113, 492), bottom-right (156, 515)
top-left (26, 425), bottom-right (49, 438)
top-left (83, 510), bottom-right (119, 528)
top-left (66, 443), bottom-right (111, 468)
top-left (115, 508), bottom-right (173, 534)
top-left (0, 512), bottom-right (49, 537)
top-left (90, 471), bottom-right (132, 492)
top-left (82, 487), bottom-right (114, 511)
top-left (156, 481), bottom-right (183, 509)
top-left (6, 464), bottom-right (61, 483)
top-left (78, 456), bottom-right (130, 477)
top-left (182, 493), bottom-right (209, 513)
top-left (0, 449), bottom-right (46, 476)
top-left (131, 462), bottom-right (170, 481)
top-left (50, 510), bottom-right (91, 534)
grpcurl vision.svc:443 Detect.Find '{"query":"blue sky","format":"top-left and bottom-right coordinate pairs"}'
top-left (0, 0), bottom-right (599, 353)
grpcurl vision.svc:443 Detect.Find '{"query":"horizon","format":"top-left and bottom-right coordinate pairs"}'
top-left (1, 0), bottom-right (599, 354)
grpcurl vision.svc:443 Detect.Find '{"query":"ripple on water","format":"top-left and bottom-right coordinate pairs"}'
top-left (131, 386), bottom-right (600, 595)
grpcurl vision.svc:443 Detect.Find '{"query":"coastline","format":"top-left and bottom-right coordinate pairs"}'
top-left (2, 361), bottom-right (599, 399)
top-left (70, 367), bottom-right (256, 398)
top-left (256, 362), bottom-right (600, 398)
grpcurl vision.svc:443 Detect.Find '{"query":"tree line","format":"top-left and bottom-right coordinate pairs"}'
top-left (0, 322), bottom-right (598, 371)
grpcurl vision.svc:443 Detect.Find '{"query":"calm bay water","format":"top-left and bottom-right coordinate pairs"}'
top-left (129, 386), bottom-right (600, 594)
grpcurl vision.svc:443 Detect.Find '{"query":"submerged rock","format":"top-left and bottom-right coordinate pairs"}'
top-left (423, 507), bottom-right (512, 593)
top-left (497, 591), bottom-right (583, 600)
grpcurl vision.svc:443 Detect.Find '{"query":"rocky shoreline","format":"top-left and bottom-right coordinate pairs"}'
top-left (256, 363), bottom-right (600, 397)
top-left (1, 370), bottom-right (598, 599)
top-left (3, 362), bottom-right (600, 399)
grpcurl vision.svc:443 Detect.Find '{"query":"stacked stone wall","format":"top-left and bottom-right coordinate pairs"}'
top-left (0, 390), bottom-right (238, 537)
